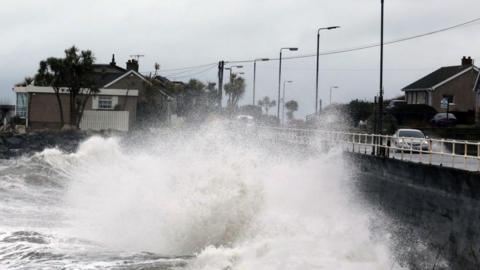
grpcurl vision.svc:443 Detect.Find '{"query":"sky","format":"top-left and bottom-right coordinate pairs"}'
top-left (1, 0), bottom-right (480, 117)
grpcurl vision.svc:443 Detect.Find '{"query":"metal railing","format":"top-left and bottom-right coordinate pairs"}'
top-left (256, 126), bottom-right (480, 172)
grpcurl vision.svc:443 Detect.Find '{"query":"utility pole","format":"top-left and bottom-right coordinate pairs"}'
top-left (373, 96), bottom-right (378, 155)
top-left (377, 0), bottom-right (385, 156)
top-left (218, 61), bottom-right (225, 110)
top-left (378, 0), bottom-right (385, 136)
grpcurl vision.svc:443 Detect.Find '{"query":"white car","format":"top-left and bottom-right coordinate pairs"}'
top-left (392, 129), bottom-right (430, 152)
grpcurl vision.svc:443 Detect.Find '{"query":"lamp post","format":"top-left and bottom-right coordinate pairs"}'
top-left (316, 26), bottom-right (340, 114)
top-left (277, 47), bottom-right (298, 120)
top-left (282, 80), bottom-right (293, 126)
top-left (253, 58), bottom-right (270, 105)
top-left (377, 0), bottom-right (385, 156)
top-left (329, 86), bottom-right (338, 105)
top-left (225, 65), bottom-right (243, 82)
top-left (378, 0), bottom-right (385, 136)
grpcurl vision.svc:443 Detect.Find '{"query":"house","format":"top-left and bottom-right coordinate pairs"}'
top-left (14, 55), bottom-right (174, 131)
top-left (402, 57), bottom-right (479, 114)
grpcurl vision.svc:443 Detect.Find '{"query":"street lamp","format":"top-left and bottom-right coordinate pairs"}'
top-left (282, 80), bottom-right (293, 126)
top-left (316, 26), bottom-right (340, 115)
top-left (253, 58), bottom-right (270, 105)
top-left (277, 47), bottom-right (298, 120)
top-left (378, 0), bottom-right (385, 136)
top-left (225, 65), bottom-right (243, 82)
top-left (329, 86), bottom-right (338, 105)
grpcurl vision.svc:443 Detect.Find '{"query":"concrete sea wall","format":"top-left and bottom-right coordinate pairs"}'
top-left (348, 152), bottom-right (480, 269)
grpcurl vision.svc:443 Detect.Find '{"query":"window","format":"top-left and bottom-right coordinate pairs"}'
top-left (16, 93), bottom-right (28, 118)
top-left (399, 130), bottom-right (425, 138)
top-left (442, 95), bottom-right (454, 103)
top-left (98, 96), bottom-right (113, 110)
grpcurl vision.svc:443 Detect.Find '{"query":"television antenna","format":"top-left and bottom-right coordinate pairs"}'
top-left (129, 54), bottom-right (145, 61)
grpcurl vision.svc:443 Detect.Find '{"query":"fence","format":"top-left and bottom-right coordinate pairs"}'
top-left (256, 126), bottom-right (480, 172)
top-left (80, 110), bottom-right (130, 131)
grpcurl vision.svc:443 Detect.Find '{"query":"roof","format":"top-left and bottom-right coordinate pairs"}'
top-left (403, 65), bottom-right (476, 91)
top-left (90, 64), bottom-right (126, 87)
top-left (103, 70), bottom-right (152, 88)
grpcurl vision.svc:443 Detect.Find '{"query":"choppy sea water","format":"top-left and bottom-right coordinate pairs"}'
top-left (0, 124), bottom-right (403, 269)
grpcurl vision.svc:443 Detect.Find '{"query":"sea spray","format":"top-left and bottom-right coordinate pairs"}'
top-left (0, 122), bottom-right (402, 269)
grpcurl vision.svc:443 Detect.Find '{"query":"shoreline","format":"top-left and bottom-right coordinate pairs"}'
top-left (0, 130), bottom-right (106, 159)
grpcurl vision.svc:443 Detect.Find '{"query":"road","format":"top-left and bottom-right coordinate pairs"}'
top-left (347, 144), bottom-right (480, 172)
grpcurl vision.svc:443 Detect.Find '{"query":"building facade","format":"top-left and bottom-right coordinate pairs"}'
top-left (402, 57), bottom-right (479, 113)
top-left (14, 56), bottom-right (173, 131)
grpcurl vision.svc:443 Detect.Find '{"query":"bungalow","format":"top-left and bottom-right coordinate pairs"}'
top-left (402, 57), bottom-right (479, 113)
top-left (14, 55), bottom-right (173, 131)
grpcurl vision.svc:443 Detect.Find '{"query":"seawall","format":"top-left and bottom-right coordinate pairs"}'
top-left (348, 152), bottom-right (480, 269)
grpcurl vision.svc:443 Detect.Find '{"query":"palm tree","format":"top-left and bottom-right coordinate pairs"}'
top-left (224, 73), bottom-right (246, 111)
top-left (35, 46), bottom-right (99, 128)
top-left (285, 100), bottom-right (299, 120)
top-left (258, 96), bottom-right (276, 115)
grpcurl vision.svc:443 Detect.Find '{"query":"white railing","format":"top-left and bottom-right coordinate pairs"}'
top-left (256, 126), bottom-right (480, 172)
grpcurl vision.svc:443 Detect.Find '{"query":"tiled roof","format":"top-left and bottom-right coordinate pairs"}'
top-left (403, 65), bottom-right (472, 90)
top-left (90, 64), bottom-right (126, 87)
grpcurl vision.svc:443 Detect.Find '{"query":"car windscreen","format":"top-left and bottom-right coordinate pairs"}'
top-left (434, 113), bottom-right (456, 120)
top-left (398, 130), bottom-right (424, 138)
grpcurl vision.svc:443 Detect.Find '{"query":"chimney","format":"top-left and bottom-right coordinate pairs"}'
top-left (110, 54), bottom-right (116, 66)
top-left (462, 56), bottom-right (473, 66)
top-left (126, 59), bottom-right (139, 72)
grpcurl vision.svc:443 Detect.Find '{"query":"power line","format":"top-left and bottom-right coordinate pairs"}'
top-left (229, 17), bottom-right (480, 63)
top-left (157, 62), bottom-right (218, 73)
top-left (142, 17), bottom-right (480, 78)
top-left (166, 64), bottom-right (217, 80)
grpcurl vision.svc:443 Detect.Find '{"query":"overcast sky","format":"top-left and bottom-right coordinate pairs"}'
top-left (1, 0), bottom-right (480, 117)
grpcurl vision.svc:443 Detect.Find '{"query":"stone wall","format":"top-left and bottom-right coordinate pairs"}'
top-left (348, 152), bottom-right (480, 269)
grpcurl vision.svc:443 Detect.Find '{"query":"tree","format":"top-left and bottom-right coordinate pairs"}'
top-left (258, 96), bottom-right (276, 115)
top-left (285, 100), bottom-right (299, 120)
top-left (347, 99), bottom-right (374, 126)
top-left (34, 46), bottom-right (99, 128)
top-left (14, 77), bottom-right (34, 87)
top-left (224, 73), bottom-right (246, 111)
top-left (136, 75), bottom-right (170, 125)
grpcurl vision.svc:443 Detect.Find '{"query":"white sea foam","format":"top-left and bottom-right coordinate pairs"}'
top-left (0, 122), bottom-right (403, 269)
top-left (37, 123), bottom-right (400, 269)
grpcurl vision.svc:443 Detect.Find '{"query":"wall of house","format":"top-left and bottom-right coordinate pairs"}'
top-left (106, 76), bottom-right (149, 102)
top-left (85, 94), bottom-right (137, 129)
top-left (28, 93), bottom-right (71, 129)
top-left (431, 69), bottom-right (478, 112)
top-left (28, 93), bottom-right (137, 129)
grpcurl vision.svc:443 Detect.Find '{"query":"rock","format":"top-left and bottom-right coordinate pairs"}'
top-left (5, 136), bottom-right (24, 146)
top-left (15, 125), bottom-right (26, 134)
top-left (61, 125), bottom-right (78, 132)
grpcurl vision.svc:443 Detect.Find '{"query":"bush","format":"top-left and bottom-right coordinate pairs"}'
top-left (389, 104), bottom-right (437, 126)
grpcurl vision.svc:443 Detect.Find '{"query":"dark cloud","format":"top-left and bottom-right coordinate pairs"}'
top-left (1, 0), bottom-right (479, 117)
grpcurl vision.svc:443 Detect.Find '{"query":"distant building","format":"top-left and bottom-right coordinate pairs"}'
top-left (14, 55), bottom-right (174, 131)
top-left (402, 57), bottom-right (479, 113)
